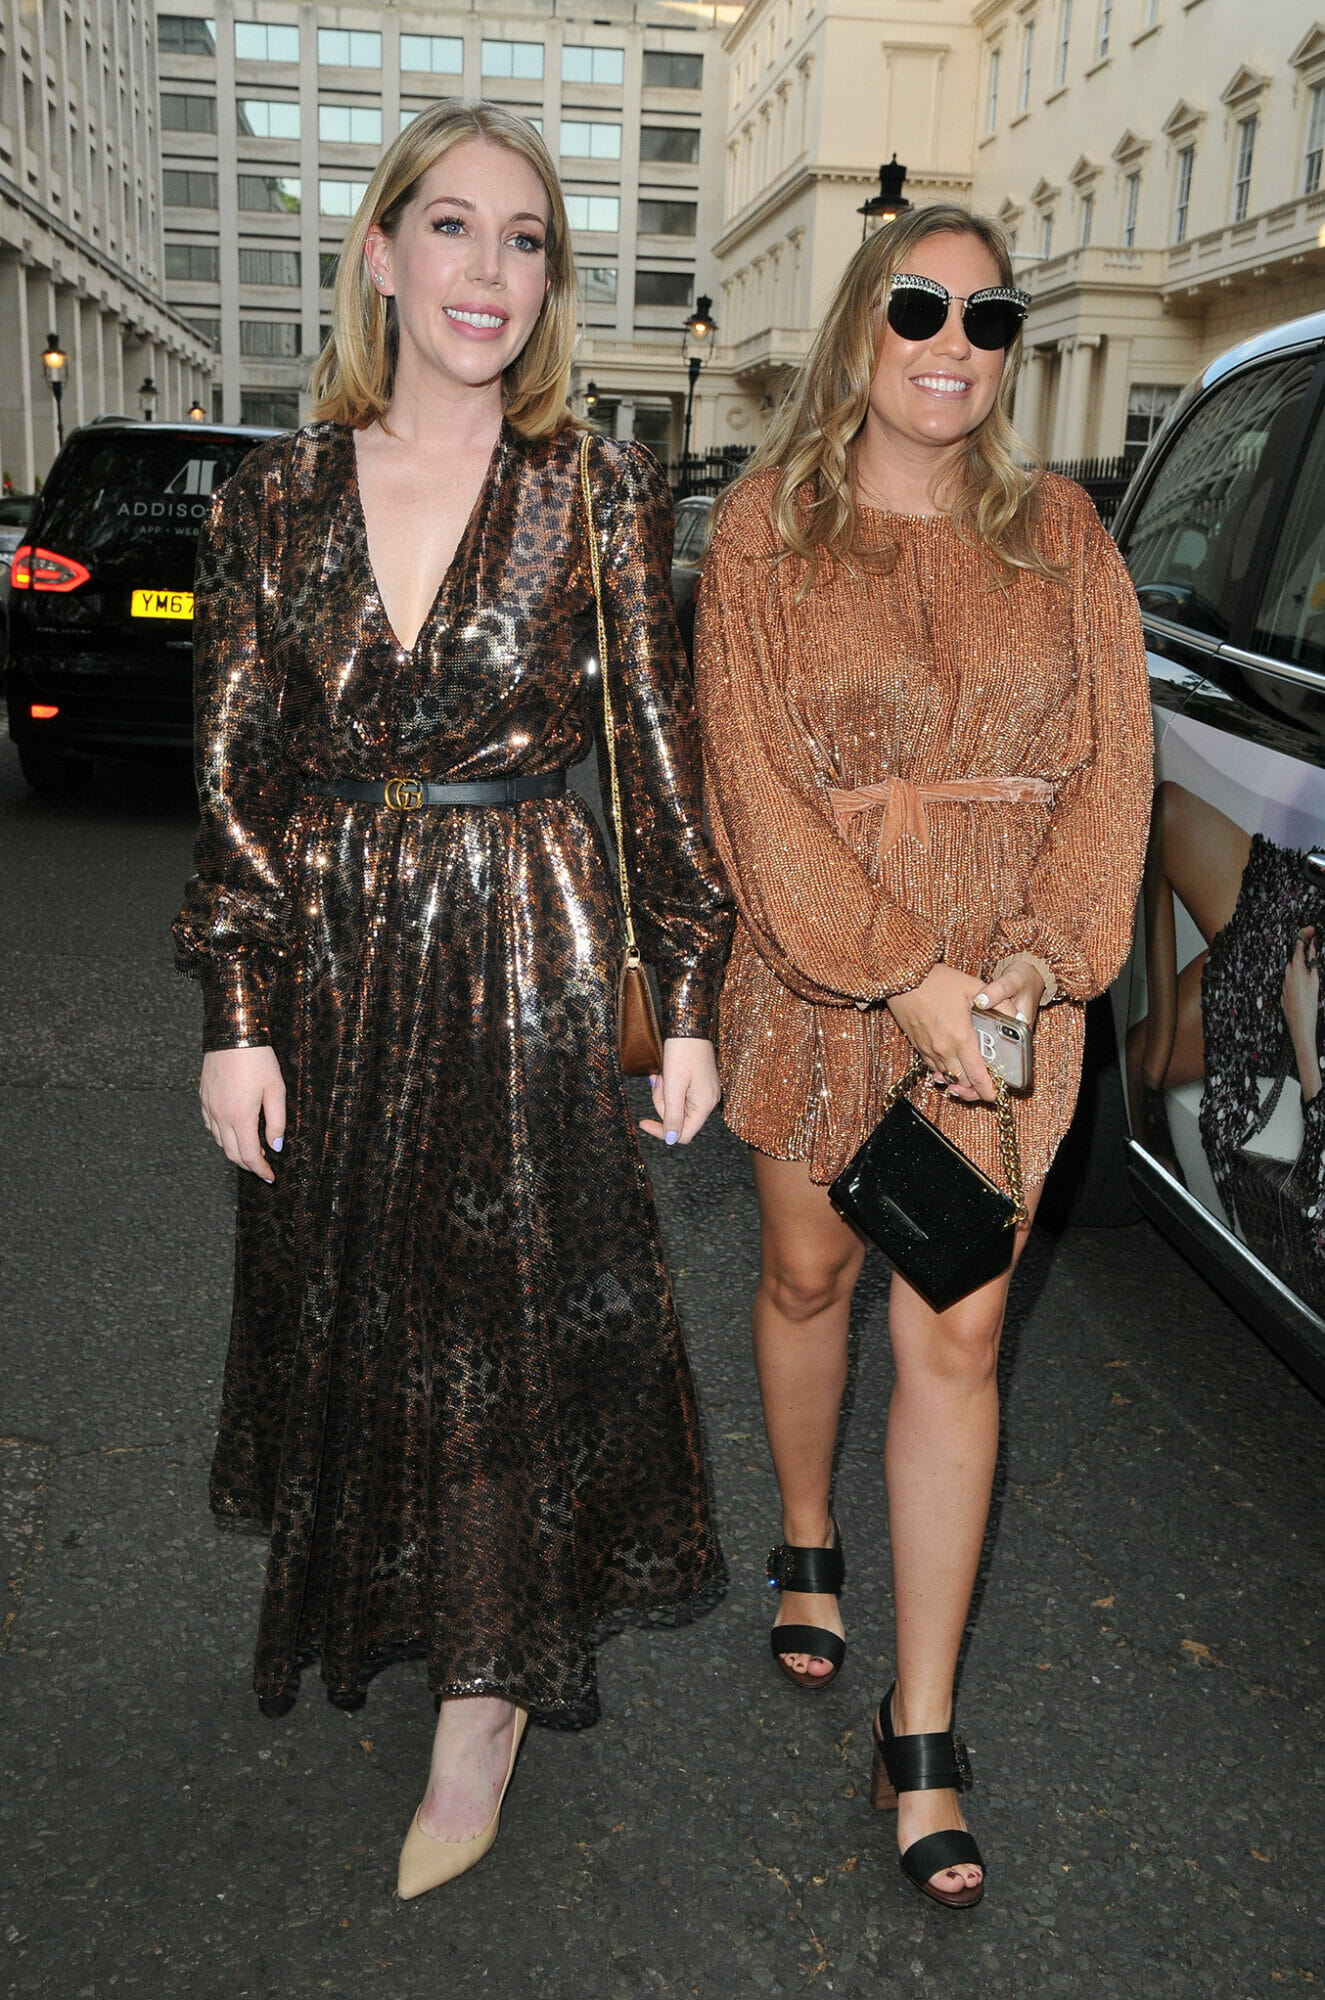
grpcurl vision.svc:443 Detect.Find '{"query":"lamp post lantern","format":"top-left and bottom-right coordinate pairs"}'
top-left (138, 374), bottom-right (158, 422)
top-left (858, 155), bottom-right (912, 240)
top-left (188, 400), bottom-right (206, 421)
top-left (679, 295), bottom-right (717, 494)
top-left (41, 333), bottom-right (68, 448)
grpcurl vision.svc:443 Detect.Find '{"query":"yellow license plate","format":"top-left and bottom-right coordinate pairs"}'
top-left (131, 588), bottom-right (194, 620)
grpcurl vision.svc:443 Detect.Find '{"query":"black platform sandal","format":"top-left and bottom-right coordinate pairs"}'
top-left (765, 1519), bottom-right (846, 1691)
top-left (870, 1683), bottom-right (985, 1909)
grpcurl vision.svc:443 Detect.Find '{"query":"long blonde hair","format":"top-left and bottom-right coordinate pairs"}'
top-left (731, 204), bottom-right (1053, 590)
top-left (310, 101), bottom-right (578, 437)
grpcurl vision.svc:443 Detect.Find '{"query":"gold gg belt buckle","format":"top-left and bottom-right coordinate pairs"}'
top-left (383, 776), bottom-right (425, 811)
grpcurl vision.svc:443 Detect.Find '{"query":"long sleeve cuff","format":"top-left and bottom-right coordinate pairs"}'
top-left (198, 960), bottom-right (272, 1051)
top-left (658, 960), bottom-right (724, 1041)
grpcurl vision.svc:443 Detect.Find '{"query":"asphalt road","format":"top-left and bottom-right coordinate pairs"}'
top-left (1, 738), bottom-right (1322, 2000)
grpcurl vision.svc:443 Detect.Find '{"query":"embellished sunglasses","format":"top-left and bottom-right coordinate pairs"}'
top-left (885, 272), bottom-right (1032, 351)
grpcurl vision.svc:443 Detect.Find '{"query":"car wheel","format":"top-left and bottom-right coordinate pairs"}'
top-left (16, 740), bottom-right (92, 792)
top-left (1040, 995), bottom-right (1140, 1228)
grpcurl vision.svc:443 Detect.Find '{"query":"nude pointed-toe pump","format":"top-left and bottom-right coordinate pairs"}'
top-left (396, 1705), bottom-right (529, 1900)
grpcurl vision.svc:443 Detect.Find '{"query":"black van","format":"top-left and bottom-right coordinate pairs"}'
top-left (5, 419), bottom-right (274, 789)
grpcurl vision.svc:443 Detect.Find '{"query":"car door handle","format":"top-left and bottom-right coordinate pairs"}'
top-left (1304, 852), bottom-right (1325, 884)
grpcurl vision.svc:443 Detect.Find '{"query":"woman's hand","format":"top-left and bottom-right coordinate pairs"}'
top-left (639, 1037), bottom-right (722, 1146)
top-left (200, 1046), bottom-right (287, 1182)
top-left (980, 956), bottom-right (1048, 1028)
top-left (1282, 928), bottom-right (1322, 1105)
top-left (886, 963), bottom-right (998, 1103)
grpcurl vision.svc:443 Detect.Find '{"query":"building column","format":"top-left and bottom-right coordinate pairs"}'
top-left (1013, 344), bottom-right (1047, 457)
top-left (1057, 334), bottom-right (1101, 465)
top-left (614, 395), bottom-right (636, 441)
top-left (0, 253), bottom-right (36, 491)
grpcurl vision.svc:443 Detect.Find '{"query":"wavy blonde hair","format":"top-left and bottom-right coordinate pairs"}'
top-left (729, 203), bottom-right (1054, 590)
top-left (310, 101), bottom-right (578, 437)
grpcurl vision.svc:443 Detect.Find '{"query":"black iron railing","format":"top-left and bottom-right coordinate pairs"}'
top-left (669, 445), bottom-right (755, 498)
top-left (1046, 450), bottom-right (1146, 530)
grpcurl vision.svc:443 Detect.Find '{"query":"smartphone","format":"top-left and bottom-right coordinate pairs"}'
top-left (972, 1008), bottom-right (1034, 1092)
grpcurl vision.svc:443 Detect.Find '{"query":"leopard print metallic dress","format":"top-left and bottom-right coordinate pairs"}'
top-left (173, 421), bottom-right (733, 1726)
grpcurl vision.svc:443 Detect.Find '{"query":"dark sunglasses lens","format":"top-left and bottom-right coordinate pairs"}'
top-left (963, 300), bottom-right (1026, 350)
top-left (887, 289), bottom-right (947, 342)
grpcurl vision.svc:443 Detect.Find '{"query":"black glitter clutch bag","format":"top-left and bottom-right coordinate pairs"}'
top-left (829, 1057), bottom-right (1028, 1312)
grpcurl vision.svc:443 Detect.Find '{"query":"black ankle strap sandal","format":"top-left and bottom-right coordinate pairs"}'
top-left (765, 1519), bottom-right (846, 1691)
top-left (870, 1683), bottom-right (985, 1909)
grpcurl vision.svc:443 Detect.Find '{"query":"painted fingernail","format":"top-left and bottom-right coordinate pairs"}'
top-left (665, 1130), bottom-right (678, 1145)
top-left (975, 992), bottom-right (990, 1008)
top-left (649, 1075), bottom-right (661, 1088)
top-left (270, 1136), bottom-right (283, 1152)
top-left (1016, 1011), bottom-right (1028, 1023)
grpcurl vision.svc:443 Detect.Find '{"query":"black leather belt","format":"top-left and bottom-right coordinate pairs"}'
top-left (307, 772), bottom-right (568, 810)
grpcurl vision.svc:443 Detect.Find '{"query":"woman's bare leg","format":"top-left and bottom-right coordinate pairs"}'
top-left (884, 1180), bottom-right (1043, 1896)
top-left (751, 1150), bottom-right (867, 1678)
top-left (418, 1695), bottom-right (518, 1840)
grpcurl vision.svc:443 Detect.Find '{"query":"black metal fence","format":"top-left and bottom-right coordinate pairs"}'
top-left (1046, 450), bottom-right (1145, 530)
top-left (668, 445), bottom-right (755, 498)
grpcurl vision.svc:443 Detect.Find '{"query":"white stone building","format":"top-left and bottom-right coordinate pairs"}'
top-left (157, 0), bottom-right (740, 456)
top-left (0, 0), bottom-right (213, 488)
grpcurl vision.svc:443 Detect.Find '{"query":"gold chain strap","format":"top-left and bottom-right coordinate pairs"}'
top-left (578, 433), bottom-right (640, 963)
top-left (883, 1053), bottom-right (1029, 1228)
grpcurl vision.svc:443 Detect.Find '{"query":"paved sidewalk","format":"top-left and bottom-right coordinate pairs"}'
top-left (1, 746), bottom-right (1322, 1999)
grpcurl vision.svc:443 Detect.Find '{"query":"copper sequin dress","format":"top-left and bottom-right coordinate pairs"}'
top-left (174, 421), bottom-right (732, 1725)
top-left (695, 469), bottom-right (1152, 1189)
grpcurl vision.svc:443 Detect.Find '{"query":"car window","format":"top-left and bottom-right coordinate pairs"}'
top-left (1250, 397), bottom-right (1325, 677)
top-left (672, 503), bottom-right (709, 564)
top-left (1118, 353), bottom-right (1316, 640)
top-left (0, 496), bottom-right (34, 526)
top-left (35, 434), bottom-right (257, 574)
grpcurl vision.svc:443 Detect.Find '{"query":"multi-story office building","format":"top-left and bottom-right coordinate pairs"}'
top-left (0, 0), bottom-right (212, 487)
top-left (715, 0), bottom-right (1325, 461)
top-left (157, 0), bottom-right (740, 456)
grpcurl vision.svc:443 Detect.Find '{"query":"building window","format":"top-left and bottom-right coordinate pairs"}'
top-left (182, 315), bottom-right (220, 347)
top-left (580, 266), bottom-right (618, 303)
top-left (235, 23), bottom-right (300, 64)
top-left (1125, 382), bottom-right (1180, 451)
top-left (1096, 0), bottom-right (1111, 59)
top-left (1079, 189), bottom-right (1094, 246)
top-left (635, 268), bottom-right (693, 307)
top-left (480, 41), bottom-right (544, 80)
top-left (1143, 0), bottom-right (1160, 24)
top-left (638, 199), bottom-right (697, 236)
top-left (161, 92), bottom-right (216, 133)
top-left (1122, 170), bottom-right (1141, 246)
top-left (1173, 145), bottom-right (1194, 242)
top-left (163, 169), bottom-right (218, 208)
top-left (241, 319), bottom-right (302, 357)
top-left (1055, 0), bottom-right (1071, 88)
top-left (237, 98), bottom-right (300, 139)
top-left (1232, 114), bottom-right (1256, 222)
top-left (1018, 20), bottom-right (1035, 114)
top-left (564, 193), bottom-right (620, 231)
top-left (1304, 83), bottom-right (1325, 196)
top-left (319, 251), bottom-right (339, 289)
top-left (319, 105), bottom-right (383, 145)
top-left (560, 120), bottom-right (622, 160)
top-left (317, 30), bottom-right (381, 69)
top-left (241, 389), bottom-right (301, 428)
top-left (1039, 209), bottom-right (1054, 259)
top-left (158, 16), bottom-right (215, 56)
top-left (986, 48), bottom-right (1001, 133)
top-left (400, 35), bottom-right (463, 75)
top-left (165, 242), bottom-right (220, 282)
top-left (640, 125), bottom-right (701, 165)
top-left (238, 247), bottom-right (302, 286)
top-left (643, 52), bottom-right (703, 90)
top-left (238, 174), bottom-right (301, 213)
top-left (562, 46), bottom-right (625, 86)
top-left (320, 179), bottom-right (370, 217)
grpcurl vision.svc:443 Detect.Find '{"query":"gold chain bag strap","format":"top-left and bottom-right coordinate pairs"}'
top-left (829, 1053), bottom-right (1029, 1312)
top-left (578, 433), bottom-right (667, 1078)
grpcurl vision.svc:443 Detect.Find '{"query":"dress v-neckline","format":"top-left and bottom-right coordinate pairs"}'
top-left (346, 421), bottom-right (505, 656)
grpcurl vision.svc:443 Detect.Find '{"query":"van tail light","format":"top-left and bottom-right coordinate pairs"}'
top-left (10, 545), bottom-right (91, 592)
top-left (30, 704), bottom-right (61, 720)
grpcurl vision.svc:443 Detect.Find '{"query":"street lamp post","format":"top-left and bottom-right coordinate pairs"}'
top-left (857, 155), bottom-right (912, 241)
top-left (679, 295), bottom-right (716, 496)
top-left (188, 400), bottom-right (206, 422)
top-left (584, 379), bottom-right (599, 424)
top-left (41, 334), bottom-right (68, 449)
top-left (138, 375), bottom-right (158, 422)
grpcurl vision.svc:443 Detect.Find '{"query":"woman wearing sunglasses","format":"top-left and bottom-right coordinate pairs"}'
top-left (695, 205), bottom-right (1151, 1909)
